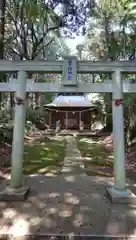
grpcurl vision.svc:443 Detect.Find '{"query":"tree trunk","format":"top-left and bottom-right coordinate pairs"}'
top-left (0, 0), bottom-right (5, 58)
top-left (104, 93), bottom-right (112, 131)
top-left (0, 0), bottom-right (5, 108)
top-left (126, 96), bottom-right (136, 146)
top-left (35, 93), bottom-right (41, 107)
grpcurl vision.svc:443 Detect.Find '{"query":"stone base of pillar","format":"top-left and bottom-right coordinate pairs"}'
top-left (106, 187), bottom-right (136, 204)
top-left (0, 180), bottom-right (30, 201)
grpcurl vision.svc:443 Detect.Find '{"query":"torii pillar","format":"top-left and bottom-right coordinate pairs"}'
top-left (0, 71), bottom-right (29, 201)
top-left (106, 69), bottom-right (136, 204)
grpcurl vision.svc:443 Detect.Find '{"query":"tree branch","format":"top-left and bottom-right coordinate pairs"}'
top-left (31, 23), bottom-right (38, 46)
top-left (32, 37), bottom-right (55, 60)
top-left (31, 21), bottom-right (62, 59)
top-left (20, 0), bottom-right (29, 59)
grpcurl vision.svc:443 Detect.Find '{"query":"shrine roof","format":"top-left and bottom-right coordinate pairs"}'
top-left (45, 95), bottom-right (96, 107)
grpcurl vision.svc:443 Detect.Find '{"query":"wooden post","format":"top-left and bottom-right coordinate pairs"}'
top-left (79, 111), bottom-right (81, 129)
top-left (66, 111), bottom-right (68, 130)
top-left (49, 111), bottom-right (52, 127)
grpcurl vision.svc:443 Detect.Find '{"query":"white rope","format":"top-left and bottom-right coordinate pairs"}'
top-left (45, 107), bottom-right (96, 113)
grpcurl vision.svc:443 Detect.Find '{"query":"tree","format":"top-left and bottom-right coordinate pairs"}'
top-left (4, 0), bottom-right (94, 61)
top-left (5, 0), bottom-right (63, 60)
top-left (0, 0), bottom-right (6, 108)
top-left (83, 0), bottom-right (136, 132)
top-left (0, 0), bottom-right (5, 59)
top-left (2, 0), bottom-right (73, 109)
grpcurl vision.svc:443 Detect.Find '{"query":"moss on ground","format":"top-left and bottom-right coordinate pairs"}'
top-left (77, 137), bottom-right (114, 177)
top-left (23, 137), bottom-right (65, 174)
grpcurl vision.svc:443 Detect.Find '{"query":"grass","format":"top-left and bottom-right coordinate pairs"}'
top-left (77, 137), bottom-right (114, 177)
top-left (23, 137), bottom-right (65, 174)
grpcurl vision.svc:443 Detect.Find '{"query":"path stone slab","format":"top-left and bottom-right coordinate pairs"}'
top-left (0, 200), bottom-right (43, 237)
top-left (105, 204), bottom-right (136, 236)
top-left (27, 174), bottom-right (110, 235)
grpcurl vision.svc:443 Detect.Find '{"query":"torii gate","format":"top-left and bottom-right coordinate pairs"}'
top-left (0, 56), bottom-right (136, 204)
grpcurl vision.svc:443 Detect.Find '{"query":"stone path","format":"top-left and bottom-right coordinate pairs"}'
top-left (0, 136), bottom-right (136, 238)
top-left (61, 136), bottom-right (84, 174)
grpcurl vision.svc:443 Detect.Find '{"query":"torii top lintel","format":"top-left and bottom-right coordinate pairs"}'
top-left (0, 56), bottom-right (135, 74)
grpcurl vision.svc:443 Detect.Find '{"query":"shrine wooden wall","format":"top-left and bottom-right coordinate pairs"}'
top-left (47, 108), bottom-right (91, 129)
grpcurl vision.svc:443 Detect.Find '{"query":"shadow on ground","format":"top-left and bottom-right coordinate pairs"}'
top-left (0, 135), bottom-right (136, 238)
top-left (0, 174), bottom-right (136, 237)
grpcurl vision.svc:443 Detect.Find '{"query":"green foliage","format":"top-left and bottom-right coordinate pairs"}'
top-left (0, 123), bottom-right (13, 143)
top-left (5, 0), bottom-right (64, 60)
top-left (0, 108), bottom-right (12, 123)
top-left (0, 104), bottom-right (48, 143)
top-left (25, 121), bottom-right (33, 134)
top-left (78, 0), bottom-right (136, 131)
top-left (124, 93), bottom-right (135, 107)
top-left (46, 38), bottom-right (70, 59)
top-left (26, 105), bottom-right (45, 123)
